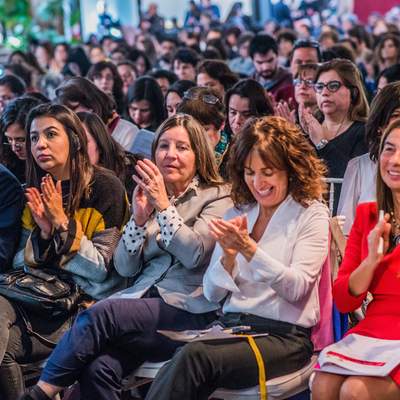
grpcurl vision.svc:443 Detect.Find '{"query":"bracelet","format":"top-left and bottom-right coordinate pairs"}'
top-left (315, 139), bottom-right (328, 150)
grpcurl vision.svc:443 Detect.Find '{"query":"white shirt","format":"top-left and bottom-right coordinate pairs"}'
top-left (111, 118), bottom-right (139, 150)
top-left (337, 154), bottom-right (376, 235)
top-left (204, 196), bottom-right (330, 328)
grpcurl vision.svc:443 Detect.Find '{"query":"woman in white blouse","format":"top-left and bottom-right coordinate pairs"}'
top-left (145, 116), bottom-right (331, 400)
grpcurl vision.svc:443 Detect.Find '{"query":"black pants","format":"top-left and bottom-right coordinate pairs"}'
top-left (40, 297), bottom-right (216, 400)
top-left (145, 314), bottom-right (314, 400)
top-left (0, 296), bottom-right (72, 400)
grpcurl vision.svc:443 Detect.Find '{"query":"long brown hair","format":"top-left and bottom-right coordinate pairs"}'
top-left (229, 116), bottom-right (327, 208)
top-left (26, 103), bottom-right (93, 216)
top-left (376, 118), bottom-right (400, 218)
top-left (152, 113), bottom-right (223, 186)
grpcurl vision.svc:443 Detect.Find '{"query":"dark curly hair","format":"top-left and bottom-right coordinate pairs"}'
top-left (228, 116), bottom-right (327, 208)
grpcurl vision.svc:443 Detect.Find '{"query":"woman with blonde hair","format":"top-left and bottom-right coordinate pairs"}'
top-left (23, 113), bottom-right (232, 400)
top-left (146, 116), bottom-right (331, 399)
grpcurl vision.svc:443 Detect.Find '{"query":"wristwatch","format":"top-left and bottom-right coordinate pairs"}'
top-left (315, 139), bottom-right (328, 150)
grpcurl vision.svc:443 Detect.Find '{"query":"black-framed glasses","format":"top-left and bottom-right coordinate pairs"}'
top-left (183, 91), bottom-right (220, 105)
top-left (313, 80), bottom-right (344, 93)
top-left (293, 78), bottom-right (314, 88)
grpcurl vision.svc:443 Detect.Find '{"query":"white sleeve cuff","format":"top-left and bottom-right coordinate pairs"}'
top-left (156, 205), bottom-right (184, 247)
top-left (121, 216), bottom-right (147, 255)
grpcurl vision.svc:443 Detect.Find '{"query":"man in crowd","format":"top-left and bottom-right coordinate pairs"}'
top-left (250, 33), bottom-right (292, 102)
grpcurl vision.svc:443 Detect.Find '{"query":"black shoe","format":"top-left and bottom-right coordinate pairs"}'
top-left (19, 385), bottom-right (51, 400)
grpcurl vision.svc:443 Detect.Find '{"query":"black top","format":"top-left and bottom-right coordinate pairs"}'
top-left (316, 121), bottom-right (368, 215)
top-left (317, 121), bottom-right (367, 179)
top-left (0, 164), bottom-right (24, 270)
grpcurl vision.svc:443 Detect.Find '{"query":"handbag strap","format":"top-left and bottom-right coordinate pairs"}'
top-left (16, 305), bottom-right (58, 348)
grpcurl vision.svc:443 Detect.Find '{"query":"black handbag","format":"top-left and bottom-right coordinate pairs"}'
top-left (0, 266), bottom-right (82, 317)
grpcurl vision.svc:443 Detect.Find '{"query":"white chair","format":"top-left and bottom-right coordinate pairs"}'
top-left (132, 354), bottom-right (318, 400)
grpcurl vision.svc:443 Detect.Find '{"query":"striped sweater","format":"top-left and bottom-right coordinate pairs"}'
top-left (13, 168), bottom-right (130, 300)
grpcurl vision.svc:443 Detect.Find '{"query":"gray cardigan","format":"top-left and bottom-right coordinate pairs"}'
top-left (113, 182), bottom-right (232, 314)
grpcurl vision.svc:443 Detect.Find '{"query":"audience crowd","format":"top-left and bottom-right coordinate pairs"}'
top-left (0, 2), bottom-right (400, 399)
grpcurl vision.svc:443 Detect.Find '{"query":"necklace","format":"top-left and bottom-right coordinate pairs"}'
top-left (323, 116), bottom-right (350, 141)
top-left (390, 211), bottom-right (400, 246)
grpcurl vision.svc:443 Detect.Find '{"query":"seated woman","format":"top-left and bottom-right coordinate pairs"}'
top-left (0, 103), bottom-right (129, 400)
top-left (0, 96), bottom-right (44, 183)
top-left (225, 78), bottom-right (274, 138)
top-left (275, 63), bottom-right (320, 129)
top-left (24, 114), bottom-right (232, 400)
top-left (338, 82), bottom-right (400, 235)
top-left (165, 80), bottom-right (196, 118)
top-left (145, 116), bottom-right (330, 400)
top-left (177, 86), bottom-right (227, 166)
top-left (312, 119), bottom-right (400, 400)
top-left (55, 77), bottom-right (138, 151)
top-left (302, 59), bottom-right (369, 214)
top-left (77, 111), bottom-right (140, 198)
top-left (127, 76), bottom-right (166, 132)
top-left (196, 59), bottom-right (238, 98)
top-left (87, 61), bottom-right (125, 116)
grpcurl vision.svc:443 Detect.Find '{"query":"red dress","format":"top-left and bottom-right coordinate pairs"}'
top-left (333, 202), bottom-right (400, 384)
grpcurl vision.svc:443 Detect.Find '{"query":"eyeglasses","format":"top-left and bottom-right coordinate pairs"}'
top-left (313, 80), bottom-right (344, 93)
top-left (293, 78), bottom-right (314, 88)
top-left (183, 91), bottom-right (220, 105)
top-left (3, 137), bottom-right (25, 148)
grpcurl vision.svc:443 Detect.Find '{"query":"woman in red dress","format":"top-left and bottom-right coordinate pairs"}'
top-left (312, 119), bottom-right (400, 399)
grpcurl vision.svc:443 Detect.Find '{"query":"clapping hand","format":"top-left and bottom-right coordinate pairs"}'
top-left (208, 215), bottom-right (257, 262)
top-left (132, 159), bottom-right (170, 212)
top-left (25, 187), bottom-right (53, 239)
top-left (40, 175), bottom-right (68, 230)
top-left (131, 184), bottom-right (154, 226)
top-left (300, 107), bottom-right (326, 145)
top-left (274, 100), bottom-right (296, 124)
top-left (366, 213), bottom-right (391, 266)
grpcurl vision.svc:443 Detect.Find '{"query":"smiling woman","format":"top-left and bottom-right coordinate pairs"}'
top-left (144, 116), bottom-right (331, 400)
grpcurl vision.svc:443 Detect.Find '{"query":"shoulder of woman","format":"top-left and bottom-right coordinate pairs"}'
top-left (301, 200), bottom-right (330, 219)
top-left (91, 168), bottom-right (126, 197)
top-left (197, 182), bottom-right (231, 198)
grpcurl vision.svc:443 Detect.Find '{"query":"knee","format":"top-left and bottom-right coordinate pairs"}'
top-left (174, 342), bottom-right (209, 367)
top-left (311, 372), bottom-right (339, 400)
top-left (81, 355), bottom-right (121, 384)
top-left (339, 377), bottom-right (368, 400)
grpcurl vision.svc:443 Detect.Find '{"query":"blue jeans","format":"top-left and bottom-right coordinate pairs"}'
top-left (40, 297), bottom-right (216, 400)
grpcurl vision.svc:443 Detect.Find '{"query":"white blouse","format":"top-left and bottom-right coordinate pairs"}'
top-left (203, 196), bottom-right (330, 328)
top-left (337, 153), bottom-right (376, 236)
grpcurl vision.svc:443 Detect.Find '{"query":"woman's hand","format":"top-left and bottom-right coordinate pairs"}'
top-left (301, 107), bottom-right (326, 145)
top-left (25, 187), bottom-right (53, 240)
top-left (366, 213), bottom-right (391, 267)
top-left (348, 213), bottom-right (391, 297)
top-left (274, 101), bottom-right (296, 124)
top-left (131, 184), bottom-right (154, 226)
top-left (209, 216), bottom-right (257, 262)
top-left (41, 175), bottom-right (69, 230)
top-left (132, 159), bottom-right (170, 212)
